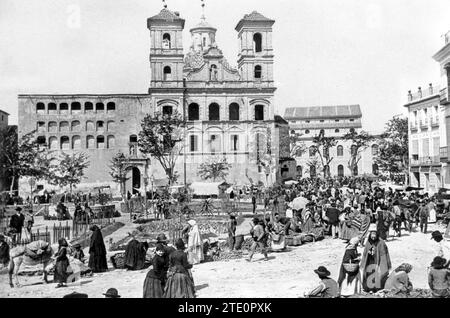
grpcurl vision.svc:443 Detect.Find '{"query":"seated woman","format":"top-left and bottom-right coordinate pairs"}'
top-left (164, 239), bottom-right (195, 298)
top-left (270, 214), bottom-right (286, 252)
top-left (304, 266), bottom-right (339, 298)
top-left (428, 256), bottom-right (450, 298)
top-left (301, 209), bottom-right (315, 234)
top-left (384, 263), bottom-right (413, 295)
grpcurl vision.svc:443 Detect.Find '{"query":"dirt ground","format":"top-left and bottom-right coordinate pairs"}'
top-left (0, 223), bottom-right (444, 298)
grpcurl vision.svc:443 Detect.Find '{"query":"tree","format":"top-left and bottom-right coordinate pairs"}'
top-left (305, 157), bottom-right (322, 178)
top-left (0, 128), bottom-right (51, 194)
top-left (375, 116), bottom-right (409, 182)
top-left (138, 111), bottom-right (186, 185)
top-left (309, 130), bottom-right (337, 178)
top-left (198, 157), bottom-right (232, 182)
top-left (109, 151), bottom-right (133, 199)
top-left (343, 130), bottom-right (375, 176)
top-left (287, 130), bottom-right (307, 158)
top-left (49, 152), bottom-right (90, 194)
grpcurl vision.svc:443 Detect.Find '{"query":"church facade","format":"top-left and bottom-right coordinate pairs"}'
top-left (17, 7), bottom-right (288, 196)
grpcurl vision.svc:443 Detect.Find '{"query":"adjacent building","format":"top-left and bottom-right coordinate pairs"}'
top-left (17, 7), bottom-right (288, 196)
top-left (284, 105), bottom-right (379, 178)
top-left (405, 31), bottom-right (450, 193)
top-left (0, 109), bottom-right (9, 129)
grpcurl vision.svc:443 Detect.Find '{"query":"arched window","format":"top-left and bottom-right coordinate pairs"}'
top-left (71, 120), bottom-right (81, 132)
top-left (36, 102), bottom-right (45, 113)
top-left (372, 144), bottom-right (379, 156)
top-left (338, 165), bottom-right (344, 177)
top-left (162, 33), bottom-right (171, 49)
top-left (85, 102), bottom-right (93, 111)
top-left (37, 121), bottom-right (46, 133)
top-left (47, 103), bottom-right (56, 114)
top-left (48, 121), bottom-right (57, 133)
top-left (97, 135), bottom-right (105, 149)
top-left (229, 103), bottom-right (240, 120)
top-left (305, 130), bottom-right (310, 134)
top-left (60, 136), bottom-right (70, 150)
top-left (350, 128), bottom-right (355, 133)
top-left (107, 102), bottom-right (115, 111)
top-left (337, 145), bottom-right (343, 156)
top-left (86, 135), bottom-right (95, 149)
top-left (210, 64), bottom-right (218, 81)
top-left (335, 129), bottom-right (340, 133)
top-left (72, 136), bottom-right (81, 150)
top-left (49, 136), bottom-right (58, 150)
top-left (107, 135), bottom-right (115, 149)
top-left (309, 165), bottom-right (316, 178)
top-left (37, 136), bottom-right (46, 146)
top-left (188, 103), bottom-right (199, 121)
top-left (254, 65), bottom-right (262, 79)
top-left (60, 103), bottom-right (69, 112)
top-left (351, 145), bottom-right (357, 156)
top-left (209, 103), bottom-right (220, 121)
top-left (255, 105), bottom-right (264, 120)
top-left (372, 163), bottom-right (379, 175)
top-left (60, 121), bottom-right (69, 132)
top-left (163, 105), bottom-right (173, 116)
top-left (253, 33), bottom-right (262, 53)
top-left (129, 135), bottom-right (138, 143)
top-left (319, 129), bottom-right (325, 136)
top-left (296, 165), bottom-right (303, 178)
top-left (163, 66), bottom-right (172, 81)
top-left (107, 120), bottom-right (115, 131)
top-left (71, 102), bottom-right (81, 112)
top-left (86, 121), bottom-right (94, 131)
top-left (96, 121), bottom-right (104, 131)
top-left (309, 146), bottom-right (316, 157)
top-left (96, 103), bottom-right (104, 111)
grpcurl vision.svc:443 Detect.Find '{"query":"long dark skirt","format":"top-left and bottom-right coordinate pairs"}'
top-left (88, 254), bottom-right (108, 273)
top-left (362, 255), bottom-right (380, 292)
top-left (54, 258), bottom-right (69, 284)
top-left (143, 273), bottom-right (164, 298)
top-left (164, 272), bottom-right (195, 298)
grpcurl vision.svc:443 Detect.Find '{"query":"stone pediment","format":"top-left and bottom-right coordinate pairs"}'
top-left (184, 55), bottom-right (240, 82)
top-left (203, 46), bottom-right (223, 58)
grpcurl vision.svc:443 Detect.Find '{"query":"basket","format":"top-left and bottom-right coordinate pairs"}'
top-left (110, 252), bottom-right (126, 269)
top-left (343, 262), bottom-right (359, 273)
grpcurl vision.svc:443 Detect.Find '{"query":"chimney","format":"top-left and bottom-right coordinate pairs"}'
top-left (408, 90), bottom-right (412, 102)
top-left (418, 87), bottom-right (422, 98)
top-left (429, 83), bottom-right (433, 95)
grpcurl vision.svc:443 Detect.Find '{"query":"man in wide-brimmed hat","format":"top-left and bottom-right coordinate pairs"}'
top-left (304, 266), bottom-right (339, 298)
top-left (103, 288), bottom-right (121, 298)
top-left (9, 207), bottom-right (25, 244)
top-left (428, 256), bottom-right (450, 298)
top-left (156, 233), bottom-right (175, 272)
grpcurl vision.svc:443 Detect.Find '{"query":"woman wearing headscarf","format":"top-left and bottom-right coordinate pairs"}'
top-left (54, 238), bottom-right (70, 288)
top-left (384, 263), bottom-right (413, 296)
top-left (88, 225), bottom-right (108, 273)
top-left (164, 239), bottom-right (195, 298)
top-left (186, 220), bottom-right (203, 265)
top-left (124, 237), bottom-right (148, 270)
top-left (337, 237), bottom-right (362, 297)
top-left (360, 224), bottom-right (392, 292)
top-left (301, 209), bottom-right (315, 234)
top-left (143, 244), bottom-right (167, 298)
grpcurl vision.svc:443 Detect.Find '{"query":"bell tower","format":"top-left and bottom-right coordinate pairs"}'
top-left (147, 3), bottom-right (185, 88)
top-left (235, 11), bottom-right (275, 84)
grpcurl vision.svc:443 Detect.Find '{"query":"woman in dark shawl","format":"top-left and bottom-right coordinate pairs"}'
top-left (337, 237), bottom-right (361, 297)
top-left (124, 238), bottom-right (148, 270)
top-left (360, 225), bottom-right (392, 292)
top-left (54, 238), bottom-right (69, 288)
top-left (0, 234), bottom-right (10, 268)
top-left (143, 244), bottom-right (167, 298)
top-left (88, 225), bottom-right (108, 273)
top-left (164, 238), bottom-right (195, 298)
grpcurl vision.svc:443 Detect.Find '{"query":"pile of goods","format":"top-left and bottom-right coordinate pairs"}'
top-left (110, 252), bottom-right (126, 269)
top-left (211, 250), bottom-right (244, 262)
top-left (350, 289), bottom-right (433, 298)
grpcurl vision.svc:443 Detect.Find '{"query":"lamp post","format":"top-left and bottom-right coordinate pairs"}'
top-left (150, 174), bottom-right (155, 218)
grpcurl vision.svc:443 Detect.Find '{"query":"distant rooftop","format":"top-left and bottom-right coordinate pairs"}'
top-left (0, 109), bottom-right (10, 115)
top-left (284, 105), bottom-right (362, 120)
top-left (235, 11), bottom-right (275, 31)
top-left (148, 8), bottom-right (185, 28)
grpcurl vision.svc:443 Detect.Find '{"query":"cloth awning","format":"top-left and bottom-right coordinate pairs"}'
top-left (189, 182), bottom-right (222, 196)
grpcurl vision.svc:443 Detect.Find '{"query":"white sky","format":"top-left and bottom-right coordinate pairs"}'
top-left (1, 0), bottom-right (449, 132)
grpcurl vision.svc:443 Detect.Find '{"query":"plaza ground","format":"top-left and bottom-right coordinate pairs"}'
top-left (0, 222), bottom-right (443, 298)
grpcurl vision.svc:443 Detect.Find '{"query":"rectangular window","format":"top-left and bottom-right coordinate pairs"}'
top-left (422, 138), bottom-right (429, 157)
top-left (433, 137), bottom-right (440, 156)
top-left (231, 135), bottom-right (239, 151)
top-left (190, 135), bottom-right (198, 152)
top-left (412, 140), bottom-right (419, 155)
top-left (210, 135), bottom-right (221, 153)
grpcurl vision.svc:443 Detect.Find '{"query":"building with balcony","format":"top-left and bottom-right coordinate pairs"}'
top-left (404, 83), bottom-right (443, 193)
top-left (17, 6), bottom-right (289, 196)
top-left (284, 105), bottom-right (380, 178)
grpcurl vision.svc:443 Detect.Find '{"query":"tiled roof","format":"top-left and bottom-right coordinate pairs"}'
top-left (148, 8), bottom-right (183, 21)
top-left (0, 109), bottom-right (10, 115)
top-left (284, 105), bottom-right (362, 120)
